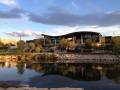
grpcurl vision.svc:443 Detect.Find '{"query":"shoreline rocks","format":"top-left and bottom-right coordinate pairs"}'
top-left (57, 54), bottom-right (120, 64)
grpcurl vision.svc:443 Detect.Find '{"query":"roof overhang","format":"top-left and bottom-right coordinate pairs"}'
top-left (41, 31), bottom-right (101, 38)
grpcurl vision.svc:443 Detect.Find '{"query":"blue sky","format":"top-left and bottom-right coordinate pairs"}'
top-left (0, 0), bottom-right (120, 41)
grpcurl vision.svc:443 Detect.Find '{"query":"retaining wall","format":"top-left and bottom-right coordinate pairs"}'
top-left (57, 54), bottom-right (120, 64)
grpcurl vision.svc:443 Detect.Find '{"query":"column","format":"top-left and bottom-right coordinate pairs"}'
top-left (82, 67), bottom-right (84, 77)
top-left (99, 34), bottom-right (101, 44)
top-left (100, 69), bottom-right (102, 78)
top-left (44, 36), bottom-right (45, 45)
top-left (55, 38), bottom-right (56, 45)
top-left (81, 34), bottom-right (83, 44)
top-left (73, 35), bottom-right (75, 43)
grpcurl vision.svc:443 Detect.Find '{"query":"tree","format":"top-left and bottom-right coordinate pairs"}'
top-left (37, 44), bottom-right (42, 50)
top-left (89, 36), bottom-right (97, 49)
top-left (35, 38), bottom-right (44, 46)
top-left (68, 41), bottom-right (76, 50)
top-left (85, 40), bottom-right (92, 50)
top-left (35, 47), bottom-right (41, 53)
top-left (17, 40), bottom-right (26, 50)
top-left (16, 62), bottom-right (25, 74)
top-left (100, 42), bottom-right (106, 51)
top-left (58, 38), bottom-right (70, 50)
top-left (1, 43), bottom-right (6, 51)
top-left (46, 39), bottom-right (51, 45)
top-left (109, 36), bottom-right (120, 54)
top-left (8, 43), bottom-right (11, 48)
top-left (28, 43), bottom-right (35, 52)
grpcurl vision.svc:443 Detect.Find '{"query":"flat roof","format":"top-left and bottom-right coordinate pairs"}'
top-left (42, 31), bottom-right (101, 38)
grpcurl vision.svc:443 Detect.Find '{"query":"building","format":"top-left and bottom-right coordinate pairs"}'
top-left (42, 31), bottom-right (105, 46)
top-left (0, 39), bottom-right (20, 46)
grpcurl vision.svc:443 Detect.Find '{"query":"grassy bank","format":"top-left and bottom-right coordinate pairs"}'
top-left (0, 49), bottom-right (18, 55)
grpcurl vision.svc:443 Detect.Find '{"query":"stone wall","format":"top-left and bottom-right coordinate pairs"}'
top-left (57, 54), bottom-right (120, 64)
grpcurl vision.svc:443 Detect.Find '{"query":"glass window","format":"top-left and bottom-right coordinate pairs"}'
top-left (83, 34), bottom-right (90, 43)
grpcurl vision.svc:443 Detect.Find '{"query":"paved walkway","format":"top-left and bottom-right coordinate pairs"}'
top-left (0, 87), bottom-right (84, 90)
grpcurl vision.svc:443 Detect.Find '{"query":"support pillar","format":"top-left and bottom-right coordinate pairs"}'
top-left (73, 35), bottom-right (75, 43)
top-left (99, 34), bottom-right (101, 44)
top-left (100, 69), bottom-right (102, 78)
top-left (81, 34), bottom-right (83, 44)
top-left (55, 38), bottom-right (56, 45)
top-left (44, 36), bottom-right (45, 45)
top-left (82, 67), bottom-right (84, 77)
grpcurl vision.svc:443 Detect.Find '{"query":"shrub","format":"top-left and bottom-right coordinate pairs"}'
top-left (37, 44), bottom-right (42, 49)
top-left (35, 47), bottom-right (41, 53)
top-left (25, 50), bottom-right (29, 52)
top-left (34, 55), bottom-right (38, 61)
top-left (49, 44), bottom-right (54, 47)
top-left (50, 48), bottom-right (54, 52)
top-left (17, 40), bottom-right (26, 50)
top-left (83, 49), bottom-right (92, 53)
top-left (85, 40), bottom-right (92, 50)
top-left (28, 43), bottom-right (35, 52)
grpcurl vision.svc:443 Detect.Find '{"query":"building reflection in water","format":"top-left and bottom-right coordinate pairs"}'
top-left (0, 62), bottom-right (120, 84)
top-left (26, 63), bottom-right (120, 83)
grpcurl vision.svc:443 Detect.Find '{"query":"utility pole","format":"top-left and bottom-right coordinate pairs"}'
top-left (20, 35), bottom-right (21, 50)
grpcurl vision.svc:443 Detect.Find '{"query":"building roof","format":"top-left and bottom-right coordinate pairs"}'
top-left (42, 31), bottom-right (101, 38)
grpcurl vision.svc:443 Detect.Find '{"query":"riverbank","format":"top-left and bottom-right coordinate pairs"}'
top-left (0, 53), bottom-right (120, 64)
top-left (57, 54), bottom-right (120, 64)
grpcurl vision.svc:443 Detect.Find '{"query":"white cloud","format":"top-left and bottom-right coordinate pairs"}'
top-left (71, 1), bottom-right (78, 10)
top-left (46, 26), bottom-right (120, 36)
top-left (3, 30), bottom-right (42, 37)
top-left (0, 0), bottom-right (17, 6)
top-left (0, 22), bottom-right (10, 25)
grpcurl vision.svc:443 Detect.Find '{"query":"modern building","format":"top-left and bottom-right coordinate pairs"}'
top-left (42, 31), bottom-right (105, 46)
top-left (0, 39), bottom-right (20, 46)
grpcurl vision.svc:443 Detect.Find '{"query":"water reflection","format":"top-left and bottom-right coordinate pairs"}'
top-left (26, 63), bottom-right (120, 82)
top-left (0, 62), bottom-right (120, 89)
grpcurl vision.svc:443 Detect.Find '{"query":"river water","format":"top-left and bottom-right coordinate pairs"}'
top-left (0, 62), bottom-right (120, 90)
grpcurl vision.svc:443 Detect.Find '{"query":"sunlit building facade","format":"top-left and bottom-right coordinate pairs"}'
top-left (42, 31), bottom-right (105, 46)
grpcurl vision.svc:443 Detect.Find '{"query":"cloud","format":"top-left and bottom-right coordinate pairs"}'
top-left (28, 5), bottom-right (120, 27)
top-left (86, 2), bottom-right (102, 12)
top-left (45, 26), bottom-right (120, 36)
top-left (71, 1), bottom-right (78, 10)
top-left (0, 0), bottom-right (17, 6)
top-left (0, 7), bottom-right (28, 19)
top-left (9, 7), bottom-right (27, 13)
top-left (47, 5), bottom-right (63, 12)
top-left (0, 22), bottom-right (10, 25)
top-left (3, 30), bottom-right (42, 37)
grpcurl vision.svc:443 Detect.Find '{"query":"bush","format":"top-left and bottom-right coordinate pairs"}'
top-left (25, 50), bottom-right (29, 52)
top-left (49, 44), bottom-right (54, 47)
top-left (37, 44), bottom-right (42, 49)
top-left (83, 49), bottom-right (92, 53)
top-left (28, 43), bottom-right (35, 51)
top-left (35, 47), bottom-right (41, 53)
top-left (75, 45), bottom-right (81, 50)
top-left (50, 48), bottom-right (54, 52)
top-left (61, 47), bottom-right (66, 50)
top-left (34, 55), bottom-right (38, 61)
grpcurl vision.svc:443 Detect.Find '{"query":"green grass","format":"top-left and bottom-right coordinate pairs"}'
top-left (0, 49), bottom-right (17, 55)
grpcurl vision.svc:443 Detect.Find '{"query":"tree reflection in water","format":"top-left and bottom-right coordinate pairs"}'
top-left (16, 62), bottom-right (25, 74)
top-left (0, 62), bottom-right (5, 67)
top-left (15, 62), bottom-right (120, 84)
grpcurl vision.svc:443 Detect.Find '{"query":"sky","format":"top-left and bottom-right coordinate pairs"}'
top-left (0, 0), bottom-right (120, 41)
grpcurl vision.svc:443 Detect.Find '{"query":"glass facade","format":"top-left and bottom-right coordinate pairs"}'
top-left (45, 36), bottom-right (61, 44)
top-left (44, 33), bottom-right (100, 44)
top-left (92, 35), bottom-right (99, 42)
top-left (83, 34), bottom-right (90, 43)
